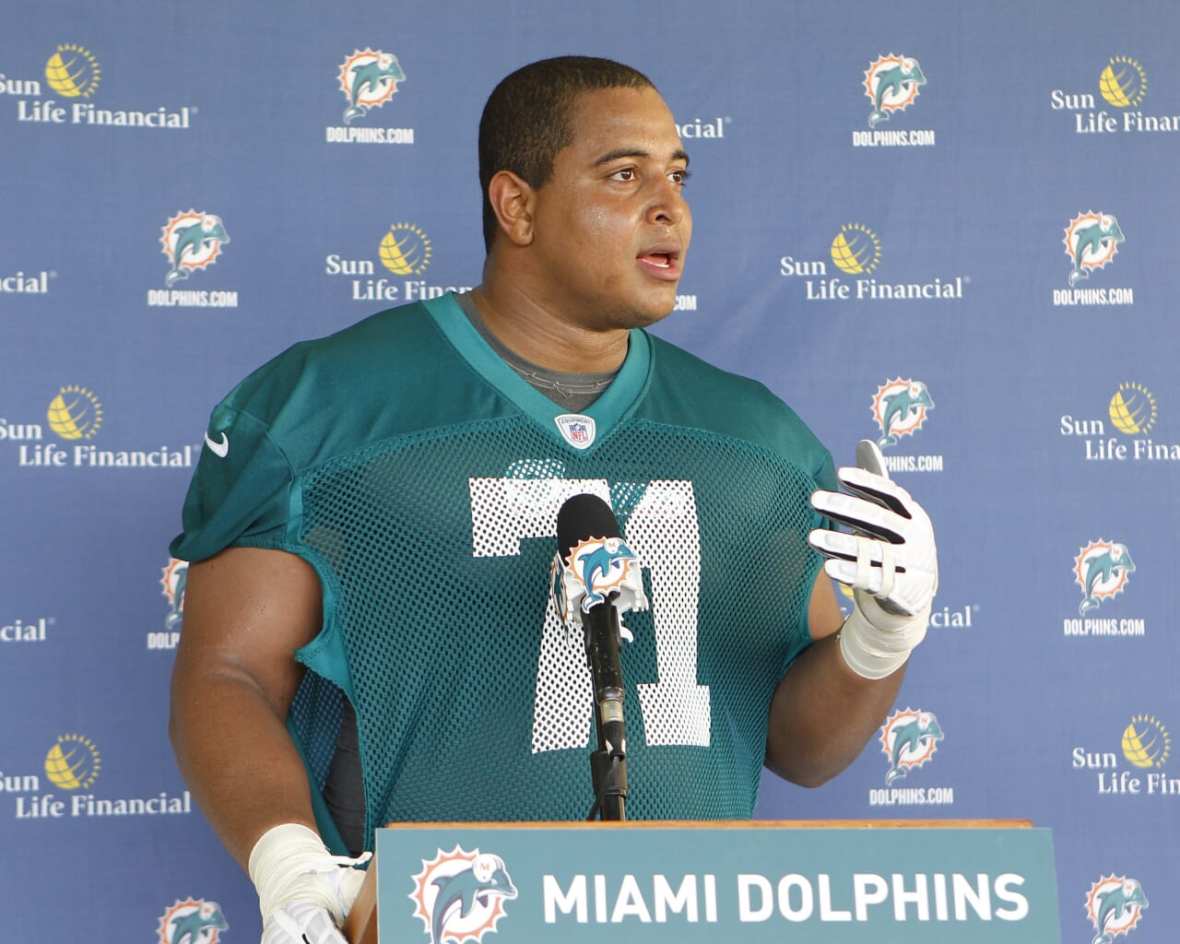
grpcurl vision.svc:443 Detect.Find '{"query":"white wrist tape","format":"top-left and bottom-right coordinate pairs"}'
top-left (839, 588), bottom-right (931, 680)
top-left (248, 823), bottom-right (370, 925)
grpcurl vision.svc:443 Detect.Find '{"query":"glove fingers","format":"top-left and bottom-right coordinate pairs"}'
top-left (263, 904), bottom-right (348, 944)
top-left (836, 466), bottom-right (913, 517)
top-left (824, 557), bottom-right (887, 595)
top-left (808, 529), bottom-right (909, 572)
top-left (810, 490), bottom-right (907, 544)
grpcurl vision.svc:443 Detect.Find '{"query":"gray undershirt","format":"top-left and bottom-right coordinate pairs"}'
top-left (322, 293), bottom-right (620, 854)
top-left (454, 290), bottom-right (618, 412)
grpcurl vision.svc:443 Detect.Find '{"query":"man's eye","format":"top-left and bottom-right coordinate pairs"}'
top-left (610, 168), bottom-right (637, 182)
top-left (669, 169), bottom-right (691, 186)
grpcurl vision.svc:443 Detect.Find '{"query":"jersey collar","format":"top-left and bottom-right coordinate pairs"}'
top-left (424, 292), bottom-right (651, 454)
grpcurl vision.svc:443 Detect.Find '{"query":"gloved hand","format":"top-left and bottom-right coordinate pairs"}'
top-left (261, 902), bottom-right (349, 944)
top-left (808, 440), bottom-right (938, 679)
top-left (249, 824), bottom-right (369, 944)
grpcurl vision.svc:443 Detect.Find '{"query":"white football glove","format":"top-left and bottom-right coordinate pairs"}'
top-left (249, 824), bottom-right (369, 944)
top-left (808, 440), bottom-right (938, 679)
top-left (261, 902), bottom-right (349, 944)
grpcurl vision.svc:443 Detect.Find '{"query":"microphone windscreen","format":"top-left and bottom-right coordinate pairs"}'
top-left (557, 493), bottom-right (620, 563)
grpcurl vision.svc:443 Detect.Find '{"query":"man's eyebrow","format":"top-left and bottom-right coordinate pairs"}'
top-left (593, 147), bottom-right (691, 167)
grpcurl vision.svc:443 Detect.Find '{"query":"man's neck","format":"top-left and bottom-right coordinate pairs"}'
top-left (470, 273), bottom-right (629, 374)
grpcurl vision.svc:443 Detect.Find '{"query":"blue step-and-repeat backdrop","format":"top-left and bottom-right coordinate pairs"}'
top-left (2, 1), bottom-right (1178, 941)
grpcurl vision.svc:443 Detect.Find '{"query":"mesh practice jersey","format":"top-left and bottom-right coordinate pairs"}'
top-left (171, 293), bottom-right (836, 852)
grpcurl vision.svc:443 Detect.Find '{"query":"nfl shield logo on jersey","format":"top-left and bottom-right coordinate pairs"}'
top-left (555, 413), bottom-right (596, 449)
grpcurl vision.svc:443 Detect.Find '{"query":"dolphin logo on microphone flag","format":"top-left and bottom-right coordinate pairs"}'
top-left (551, 535), bottom-right (649, 629)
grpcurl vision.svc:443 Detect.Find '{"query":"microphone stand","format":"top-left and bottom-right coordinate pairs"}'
top-left (584, 595), bottom-right (628, 821)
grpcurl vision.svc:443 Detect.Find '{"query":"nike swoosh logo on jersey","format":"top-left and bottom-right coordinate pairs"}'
top-left (204, 431), bottom-right (229, 458)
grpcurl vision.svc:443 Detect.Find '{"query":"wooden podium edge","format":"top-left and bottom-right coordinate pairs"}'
top-left (342, 818), bottom-right (1033, 942)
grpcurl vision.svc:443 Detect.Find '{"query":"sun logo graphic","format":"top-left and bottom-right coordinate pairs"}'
top-left (380, 223), bottom-right (432, 276)
top-left (44, 733), bottom-right (101, 790)
top-left (156, 899), bottom-right (228, 944)
top-left (1099, 57), bottom-right (1148, 109)
top-left (47, 385), bottom-right (102, 440)
top-left (161, 211), bottom-right (230, 288)
top-left (1064, 211), bottom-right (1125, 288)
top-left (1075, 540), bottom-right (1135, 616)
top-left (1086, 876), bottom-right (1148, 944)
top-left (410, 846), bottom-right (517, 944)
top-left (880, 708), bottom-right (943, 786)
top-left (1121, 714), bottom-right (1170, 770)
top-left (830, 222), bottom-right (881, 275)
top-left (44, 44), bottom-right (101, 98)
top-left (339, 48), bottom-right (405, 125)
top-left (864, 55), bottom-right (926, 128)
top-left (161, 557), bottom-right (189, 632)
top-left (871, 378), bottom-right (933, 448)
top-left (1108, 382), bottom-right (1157, 436)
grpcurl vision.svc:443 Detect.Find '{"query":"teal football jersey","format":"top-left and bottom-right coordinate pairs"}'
top-left (171, 293), bottom-right (836, 852)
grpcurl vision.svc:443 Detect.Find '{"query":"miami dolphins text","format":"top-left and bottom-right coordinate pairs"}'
top-left (1052, 287), bottom-right (1133, 306)
top-left (543, 871), bottom-right (1027, 925)
top-left (869, 787), bottom-right (955, 805)
top-left (851, 129), bottom-right (935, 147)
top-left (147, 289), bottom-right (238, 308)
top-left (325, 125), bottom-right (414, 144)
top-left (1063, 618), bottom-right (1145, 636)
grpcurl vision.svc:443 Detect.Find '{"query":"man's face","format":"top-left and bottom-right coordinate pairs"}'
top-left (529, 86), bottom-right (692, 330)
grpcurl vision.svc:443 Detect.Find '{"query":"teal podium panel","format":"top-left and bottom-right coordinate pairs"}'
top-left (374, 822), bottom-right (1060, 943)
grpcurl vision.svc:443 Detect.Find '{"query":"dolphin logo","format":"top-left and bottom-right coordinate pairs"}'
top-left (167, 900), bottom-right (228, 944)
top-left (1068, 214), bottom-right (1125, 287)
top-left (344, 51), bottom-right (406, 124)
top-left (576, 539), bottom-right (639, 609)
top-left (877, 381), bottom-right (934, 447)
top-left (868, 57), bottom-right (927, 128)
top-left (1091, 878), bottom-right (1148, 944)
top-left (1079, 543), bottom-right (1135, 615)
top-left (884, 711), bottom-right (944, 785)
top-left (165, 214), bottom-right (230, 288)
top-left (429, 854), bottom-right (517, 944)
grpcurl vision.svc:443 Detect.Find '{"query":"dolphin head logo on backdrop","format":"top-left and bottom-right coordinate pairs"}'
top-left (864, 54), bottom-right (926, 128)
top-left (156, 898), bottom-right (228, 944)
top-left (872, 378), bottom-right (934, 448)
top-left (160, 211), bottom-right (230, 288)
top-left (1064, 211), bottom-right (1125, 287)
top-left (1086, 876), bottom-right (1148, 944)
top-left (410, 847), bottom-right (517, 944)
top-left (880, 708), bottom-right (944, 786)
top-left (1074, 540), bottom-right (1135, 615)
top-left (339, 48), bottom-right (406, 124)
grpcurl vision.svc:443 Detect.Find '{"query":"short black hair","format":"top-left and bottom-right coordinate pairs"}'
top-left (478, 56), bottom-right (656, 252)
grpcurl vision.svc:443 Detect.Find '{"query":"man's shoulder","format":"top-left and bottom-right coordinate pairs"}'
top-left (227, 301), bottom-right (436, 409)
top-left (215, 300), bottom-right (458, 468)
top-left (644, 333), bottom-right (831, 477)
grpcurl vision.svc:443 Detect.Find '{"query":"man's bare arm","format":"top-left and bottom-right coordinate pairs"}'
top-left (764, 571), bottom-right (904, 787)
top-left (169, 546), bottom-right (323, 870)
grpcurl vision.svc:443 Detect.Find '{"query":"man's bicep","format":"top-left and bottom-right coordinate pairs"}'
top-left (174, 546), bottom-right (322, 717)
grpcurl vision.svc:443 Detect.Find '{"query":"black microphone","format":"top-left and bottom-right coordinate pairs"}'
top-left (556, 493), bottom-right (630, 821)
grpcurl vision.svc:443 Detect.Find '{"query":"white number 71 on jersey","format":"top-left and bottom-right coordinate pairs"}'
top-left (469, 477), bottom-right (710, 753)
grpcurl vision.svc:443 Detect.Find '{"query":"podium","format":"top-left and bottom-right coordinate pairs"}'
top-left (344, 819), bottom-right (1060, 942)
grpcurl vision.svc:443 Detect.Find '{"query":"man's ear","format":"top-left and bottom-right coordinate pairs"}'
top-left (487, 170), bottom-right (536, 247)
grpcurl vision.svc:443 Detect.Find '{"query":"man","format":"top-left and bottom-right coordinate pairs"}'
top-left (169, 56), bottom-right (937, 944)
